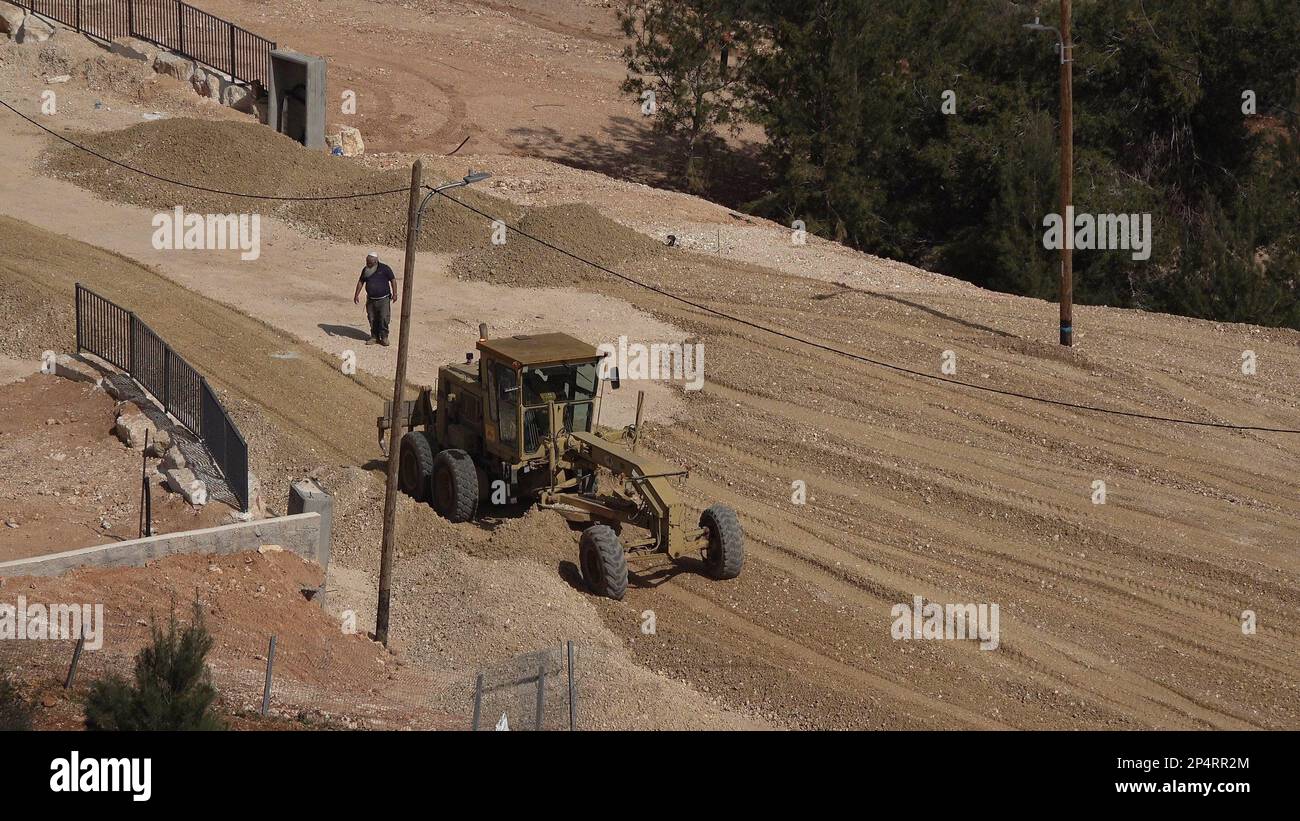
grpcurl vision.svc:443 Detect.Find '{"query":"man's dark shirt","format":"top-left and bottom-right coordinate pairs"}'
top-left (360, 263), bottom-right (396, 299)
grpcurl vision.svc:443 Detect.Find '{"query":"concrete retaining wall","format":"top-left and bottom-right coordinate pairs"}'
top-left (0, 512), bottom-right (325, 577)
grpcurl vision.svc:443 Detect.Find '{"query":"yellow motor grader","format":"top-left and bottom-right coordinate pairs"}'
top-left (377, 329), bottom-right (743, 599)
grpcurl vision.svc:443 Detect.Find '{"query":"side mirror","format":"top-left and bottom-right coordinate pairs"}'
top-left (609, 367), bottom-right (621, 390)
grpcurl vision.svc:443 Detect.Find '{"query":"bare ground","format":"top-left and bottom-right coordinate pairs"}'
top-left (0, 8), bottom-right (1298, 731)
top-left (0, 372), bottom-right (229, 561)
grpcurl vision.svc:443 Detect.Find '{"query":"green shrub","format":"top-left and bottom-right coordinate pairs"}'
top-left (0, 677), bottom-right (34, 731)
top-left (84, 602), bottom-right (224, 731)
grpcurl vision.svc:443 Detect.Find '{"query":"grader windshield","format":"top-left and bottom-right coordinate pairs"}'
top-left (521, 361), bottom-right (599, 452)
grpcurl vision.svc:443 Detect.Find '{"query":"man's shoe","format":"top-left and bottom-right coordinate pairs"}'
top-left (379, 338), bottom-right (391, 347)
top-left (365, 338), bottom-right (375, 346)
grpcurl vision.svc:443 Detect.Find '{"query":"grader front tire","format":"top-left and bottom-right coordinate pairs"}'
top-left (432, 449), bottom-right (479, 523)
top-left (579, 525), bottom-right (628, 601)
top-left (701, 504), bottom-right (745, 580)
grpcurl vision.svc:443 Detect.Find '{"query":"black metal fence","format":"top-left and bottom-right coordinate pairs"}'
top-left (7, 0), bottom-right (275, 89)
top-left (75, 283), bottom-right (249, 511)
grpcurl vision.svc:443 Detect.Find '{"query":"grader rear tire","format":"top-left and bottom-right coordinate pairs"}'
top-left (432, 449), bottom-right (479, 523)
top-left (701, 504), bottom-right (744, 580)
top-left (398, 432), bottom-right (435, 502)
top-left (579, 525), bottom-right (628, 600)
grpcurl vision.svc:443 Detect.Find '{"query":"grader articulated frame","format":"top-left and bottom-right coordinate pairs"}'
top-left (378, 329), bottom-right (743, 599)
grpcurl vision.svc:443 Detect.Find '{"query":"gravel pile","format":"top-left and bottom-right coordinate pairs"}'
top-left (43, 118), bottom-right (518, 253)
top-left (450, 202), bottom-right (664, 288)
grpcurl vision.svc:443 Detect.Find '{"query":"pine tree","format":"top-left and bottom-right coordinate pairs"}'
top-left (84, 602), bottom-right (224, 731)
top-left (0, 677), bottom-right (34, 731)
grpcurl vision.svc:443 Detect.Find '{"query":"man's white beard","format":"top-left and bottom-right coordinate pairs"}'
top-left (364, 263), bottom-right (378, 276)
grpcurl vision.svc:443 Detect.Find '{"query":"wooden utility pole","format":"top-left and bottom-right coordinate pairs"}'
top-left (1059, 0), bottom-right (1074, 347)
top-left (376, 158), bottom-right (424, 646)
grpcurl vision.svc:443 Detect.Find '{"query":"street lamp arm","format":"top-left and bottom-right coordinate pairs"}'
top-left (414, 171), bottom-right (492, 234)
top-left (1023, 18), bottom-right (1070, 64)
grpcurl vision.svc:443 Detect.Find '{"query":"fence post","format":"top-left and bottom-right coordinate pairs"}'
top-left (139, 430), bottom-right (152, 538)
top-left (127, 312), bottom-right (136, 375)
top-left (229, 26), bottom-right (237, 81)
top-left (567, 640), bottom-right (577, 731)
top-left (260, 635), bottom-right (276, 717)
top-left (178, 2), bottom-right (184, 54)
top-left (534, 664), bottom-right (546, 730)
top-left (64, 628), bottom-right (87, 689)
top-left (127, 0), bottom-right (134, 37)
top-left (75, 0), bottom-right (81, 31)
top-left (471, 673), bottom-right (483, 730)
top-left (74, 283), bottom-right (82, 354)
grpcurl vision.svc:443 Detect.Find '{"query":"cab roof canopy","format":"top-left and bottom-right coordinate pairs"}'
top-left (477, 332), bottom-right (602, 368)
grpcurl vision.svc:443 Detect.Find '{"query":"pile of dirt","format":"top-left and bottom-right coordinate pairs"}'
top-left (0, 271), bottom-right (71, 360)
top-left (387, 505), bottom-right (763, 730)
top-left (42, 118), bottom-right (520, 252)
top-left (450, 202), bottom-right (664, 287)
top-left (0, 550), bottom-right (446, 729)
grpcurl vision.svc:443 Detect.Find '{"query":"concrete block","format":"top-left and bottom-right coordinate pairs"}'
top-left (269, 49), bottom-right (327, 149)
top-left (288, 479), bottom-right (333, 573)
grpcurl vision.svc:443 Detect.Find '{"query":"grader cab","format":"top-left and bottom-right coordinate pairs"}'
top-left (377, 329), bottom-right (743, 599)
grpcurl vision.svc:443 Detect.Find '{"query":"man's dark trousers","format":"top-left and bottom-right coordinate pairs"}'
top-left (367, 295), bottom-right (391, 342)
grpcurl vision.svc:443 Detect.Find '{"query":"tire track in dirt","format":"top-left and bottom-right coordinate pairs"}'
top-left (673, 466), bottom-right (1261, 728)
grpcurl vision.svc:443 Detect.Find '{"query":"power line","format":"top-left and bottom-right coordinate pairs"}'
top-left (0, 98), bottom-right (408, 201)
top-left (433, 188), bottom-right (1300, 435)
top-left (4, 91), bottom-right (1293, 434)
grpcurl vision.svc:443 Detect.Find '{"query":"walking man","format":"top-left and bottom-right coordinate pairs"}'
top-left (353, 252), bottom-right (399, 346)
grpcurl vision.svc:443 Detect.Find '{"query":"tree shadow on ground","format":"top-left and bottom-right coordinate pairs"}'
top-left (507, 117), bottom-right (771, 213)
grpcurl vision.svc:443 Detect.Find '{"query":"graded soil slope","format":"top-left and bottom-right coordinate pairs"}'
top-left (0, 215), bottom-right (763, 730)
top-left (5, 35), bottom-right (1300, 728)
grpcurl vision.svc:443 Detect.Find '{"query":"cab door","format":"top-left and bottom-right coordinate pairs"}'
top-left (484, 357), bottom-right (521, 461)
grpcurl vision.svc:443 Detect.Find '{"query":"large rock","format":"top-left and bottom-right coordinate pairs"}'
top-left (160, 445), bottom-right (188, 472)
top-left (338, 125), bottom-right (364, 157)
top-left (109, 37), bottom-right (158, 63)
top-left (164, 467), bottom-right (207, 506)
top-left (199, 71), bottom-right (226, 101)
top-left (328, 125), bottom-right (365, 157)
top-left (153, 52), bottom-right (194, 83)
top-left (0, 6), bottom-right (25, 38)
top-left (16, 13), bottom-right (55, 44)
top-left (221, 83), bottom-right (254, 112)
top-left (53, 354), bottom-right (103, 387)
top-left (113, 405), bottom-right (163, 450)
